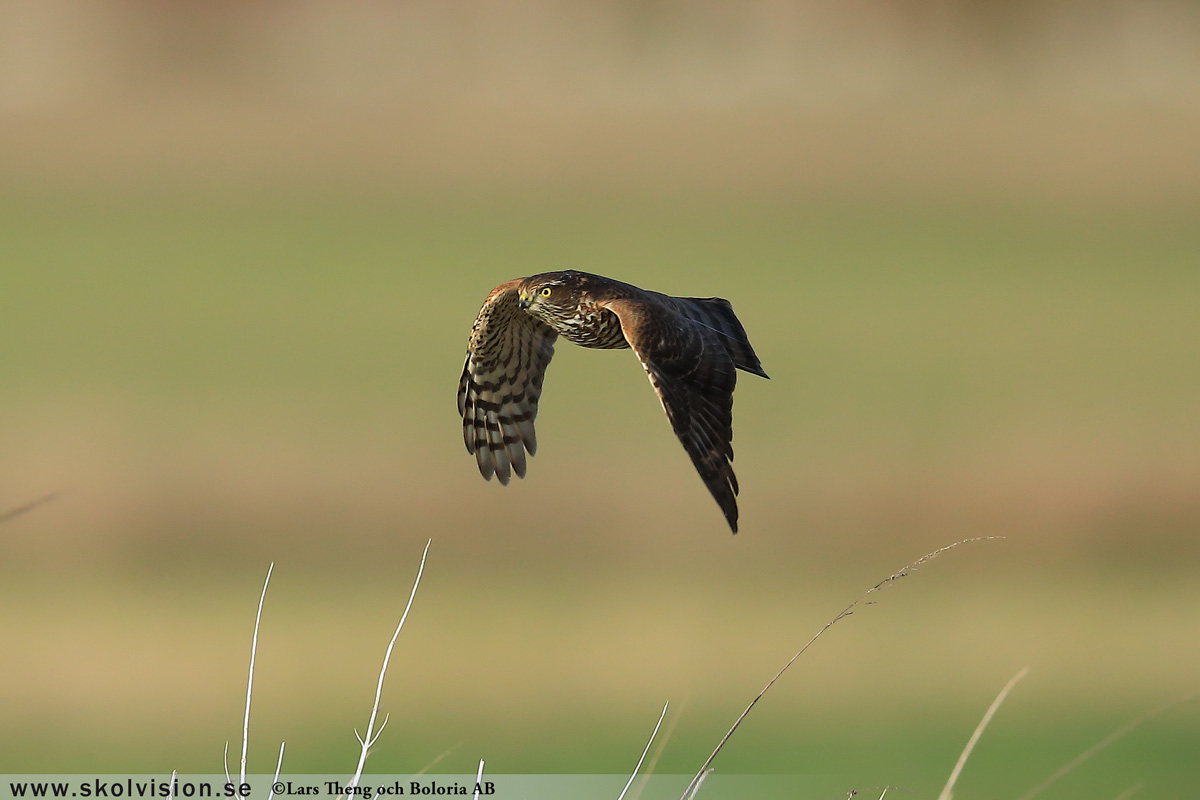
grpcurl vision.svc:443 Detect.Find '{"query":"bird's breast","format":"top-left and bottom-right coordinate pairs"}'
top-left (557, 306), bottom-right (630, 349)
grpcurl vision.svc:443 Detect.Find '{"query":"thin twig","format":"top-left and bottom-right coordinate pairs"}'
top-left (0, 492), bottom-right (60, 525)
top-left (937, 667), bottom-right (1029, 800)
top-left (242, 563), bottom-right (274, 787)
top-left (678, 538), bottom-right (1000, 800)
top-left (682, 769), bottom-right (712, 800)
top-left (266, 742), bottom-right (286, 800)
top-left (1111, 782), bottom-right (1144, 800)
top-left (617, 703), bottom-right (670, 800)
top-left (629, 699), bottom-right (686, 800)
top-left (1017, 693), bottom-right (1197, 800)
top-left (472, 759), bottom-right (485, 800)
top-left (414, 743), bottom-right (462, 776)
top-left (223, 742), bottom-right (232, 788)
top-left (345, 539), bottom-right (432, 795)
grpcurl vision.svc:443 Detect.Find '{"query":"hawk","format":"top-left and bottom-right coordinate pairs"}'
top-left (457, 270), bottom-right (768, 533)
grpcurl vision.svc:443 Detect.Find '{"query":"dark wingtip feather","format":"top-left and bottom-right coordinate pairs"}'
top-left (721, 494), bottom-right (739, 534)
top-left (678, 296), bottom-right (769, 380)
top-left (702, 473), bottom-right (740, 534)
top-left (740, 353), bottom-right (769, 380)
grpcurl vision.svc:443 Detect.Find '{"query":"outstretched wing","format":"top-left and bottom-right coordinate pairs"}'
top-left (601, 295), bottom-right (744, 532)
top-left (458, 280), bottom-right (558, 485)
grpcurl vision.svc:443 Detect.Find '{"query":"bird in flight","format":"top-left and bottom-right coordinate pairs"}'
top-left (457, 270), bottom-right (767, 532)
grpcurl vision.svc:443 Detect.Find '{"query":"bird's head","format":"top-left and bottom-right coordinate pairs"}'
top-left (517, 271), bottom-right (586, 326)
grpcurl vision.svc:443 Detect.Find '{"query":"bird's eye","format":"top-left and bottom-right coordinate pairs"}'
top-left (540, 287), bottom-right (552, 297)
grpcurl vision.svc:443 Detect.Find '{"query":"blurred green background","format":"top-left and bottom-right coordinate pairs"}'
top-left (1, 2), bottom-right (1198, 797)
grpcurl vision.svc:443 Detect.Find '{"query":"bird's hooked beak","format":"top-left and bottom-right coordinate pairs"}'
top-left (517, 289), bottom-right (532, 310)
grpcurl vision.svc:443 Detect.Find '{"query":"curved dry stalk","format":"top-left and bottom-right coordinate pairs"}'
top-left (937, 666), bottom-right (1029, 800)
top-left (345, 539), bottom-right (432, 795)
top-left (682, 769), bottom-right (712, 800)
top-left (1016, 693), bottom-right (1197, 800)
top-left (241, 563), bottom-right (274, 787)
top-left (678, 537), bottom-right (1000, 800)
top-left (628, 699), bottom-right (686, 800)
top-left (1111, 782), bottom-right (1144, 800)
top-left (414, 743), bottom-right (462, 776)
top-left (266, 743), bottom-right (286, 800)
top-left (0, 492), bottom-right (60, 525)
top-left (617, 703), bottom-right (669, 800)
top-left (472, 760), bottom-right (485, 800)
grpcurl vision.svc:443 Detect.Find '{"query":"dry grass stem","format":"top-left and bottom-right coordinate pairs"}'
top-left (628, 700), bottom-right (685, 800)
top-left (677, 537), bottom-right (1000, 800)
top-left (682, 769), bottom-right (712, 800)
top-left (266, 742), bottom-right (286, 800)
top-left (345, 539), bottom-right (432, 796)
top-left (414, 743), bottom-right (462, 776)
top-left (617, 702), bottom-right (669, 800)
top-left (1111, 782), bottom-right (1144, 800)
top-left (0, 492), bottom-right (60, 525)
top-left (937, 666), bottom-right (1029, 800)
top-left (1017, 693), bottom-right (1197, 800)
top-left (472, 760), bottom-right (485, 800)
top-left (241, 563), bottom-right (274, 787)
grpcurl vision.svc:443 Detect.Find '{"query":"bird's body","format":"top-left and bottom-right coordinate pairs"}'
top-left (457, 270), bottom-right (767, 532)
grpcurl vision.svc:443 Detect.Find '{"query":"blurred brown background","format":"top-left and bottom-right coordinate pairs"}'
top-left (1, 2), bottom-right (1198, 797)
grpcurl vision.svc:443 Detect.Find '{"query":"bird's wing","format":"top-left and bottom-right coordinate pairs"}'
top-left (601, 295), bottom-right (742, 532)
top-left (458, 280), bottom-right (558, 485)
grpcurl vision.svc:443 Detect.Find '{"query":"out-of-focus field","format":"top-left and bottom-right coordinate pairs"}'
top-left (2, 2), bottom-right (1199, 797)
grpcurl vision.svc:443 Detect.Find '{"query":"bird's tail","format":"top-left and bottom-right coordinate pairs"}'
top-left (678, 297), bottom-right (769, 379)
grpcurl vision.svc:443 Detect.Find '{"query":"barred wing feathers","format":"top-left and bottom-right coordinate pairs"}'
top-left (458, 281), bottom-right (558, 485)
top-left (602, 295), bottom-right (747, 532)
